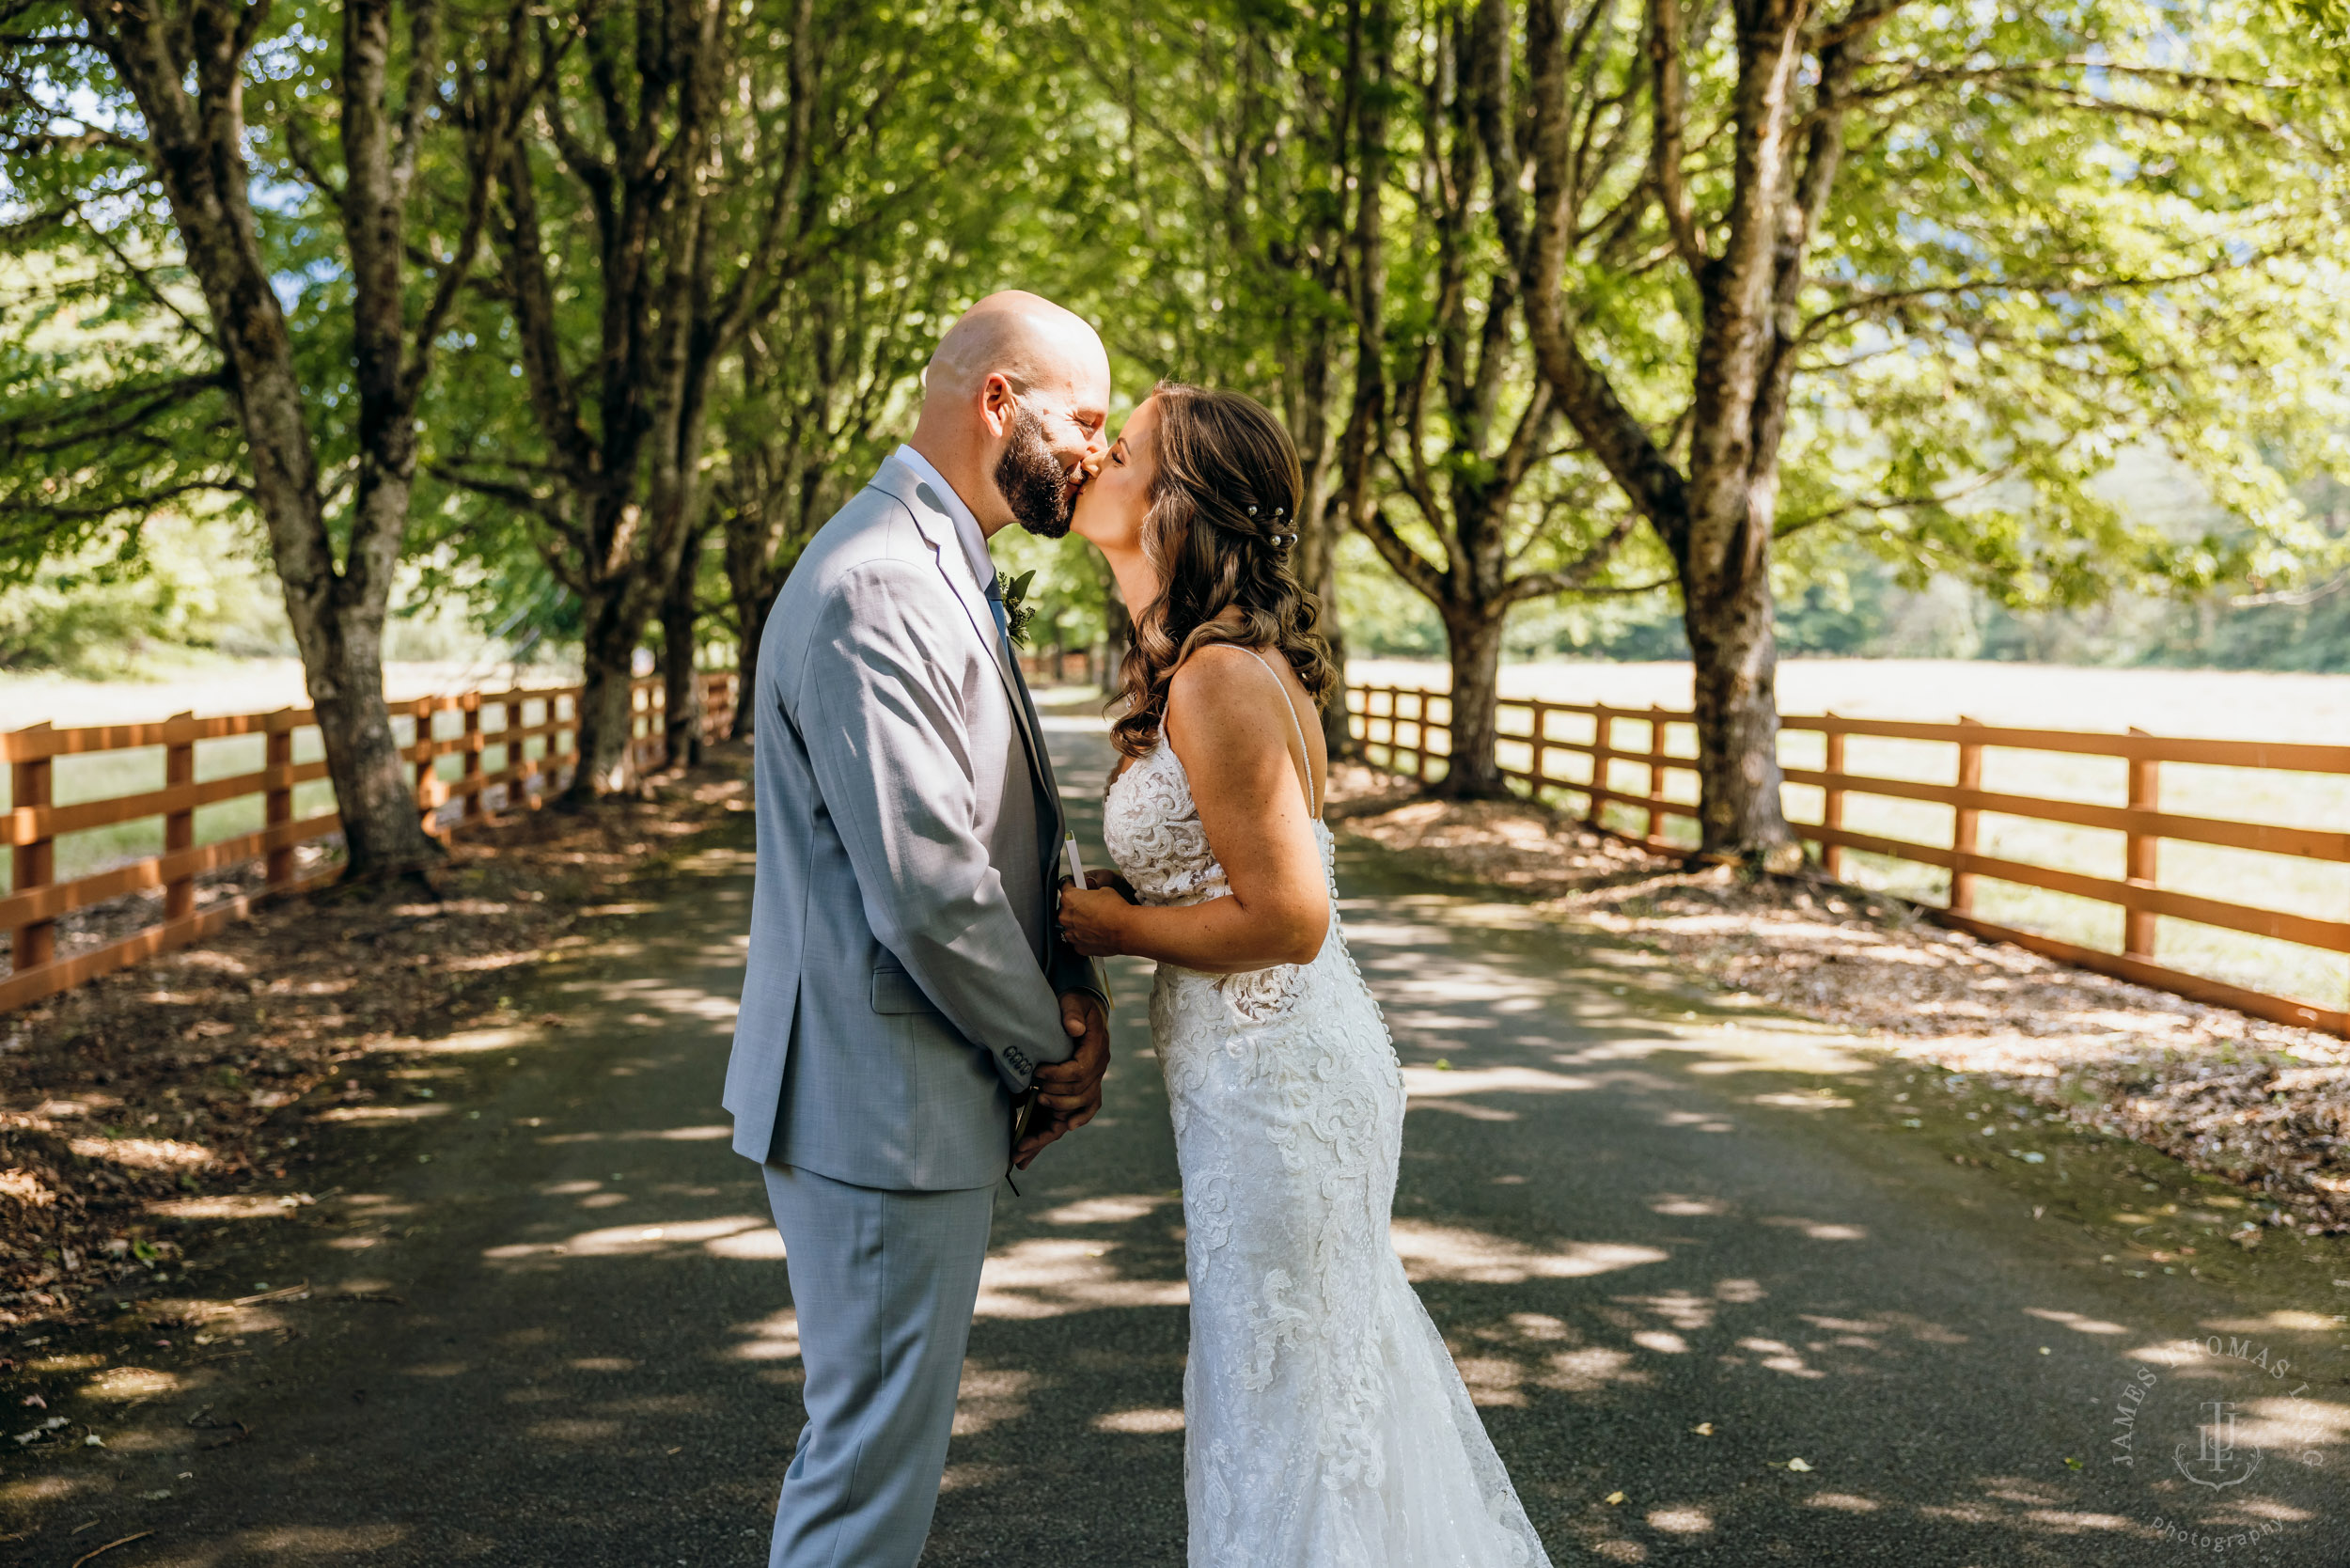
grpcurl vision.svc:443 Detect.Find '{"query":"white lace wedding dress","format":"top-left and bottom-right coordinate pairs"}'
top-left (1101, 655), bottom-right (1553, 1568)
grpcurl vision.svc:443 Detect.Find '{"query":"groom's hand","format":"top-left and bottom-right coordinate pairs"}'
top-left (1014, 992), bottom-right (1109, 1168)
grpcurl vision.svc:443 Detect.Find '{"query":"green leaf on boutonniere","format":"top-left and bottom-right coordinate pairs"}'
top-left (996, 569), bottom-right (1039, 648)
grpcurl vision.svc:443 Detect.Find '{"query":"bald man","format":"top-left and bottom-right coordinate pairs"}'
top-left (724, 291), bottom-right (1115, 1568)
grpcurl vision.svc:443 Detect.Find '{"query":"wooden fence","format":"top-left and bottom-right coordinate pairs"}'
top-left (2, 671), bottom-right (741, 1013)
top-left (1348, 683), bottom-right (2350, 1038)
top-left (1018, 648), bottom-right (1109, 686)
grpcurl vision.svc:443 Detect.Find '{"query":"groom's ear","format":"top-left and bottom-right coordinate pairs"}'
top-left (978, 372), bottom-right (1018, 439)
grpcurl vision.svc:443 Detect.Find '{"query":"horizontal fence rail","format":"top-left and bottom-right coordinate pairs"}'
top-left (3, 671), bottom-right (741, 1013)
top-left (1347, 683), bottom-right (2350, 1039)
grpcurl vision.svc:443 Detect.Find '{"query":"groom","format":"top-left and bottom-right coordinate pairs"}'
top-left (724, 291), bottom-right (1115, 1568)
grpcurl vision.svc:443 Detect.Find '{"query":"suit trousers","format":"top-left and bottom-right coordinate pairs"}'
top-left (762, 1162), bottom-right (995, 1568)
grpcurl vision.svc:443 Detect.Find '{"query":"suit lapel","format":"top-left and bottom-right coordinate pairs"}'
top-left (874, 459), bottom-right (1056, 813)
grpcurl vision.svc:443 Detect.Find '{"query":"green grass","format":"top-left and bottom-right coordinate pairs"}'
top-left (1353, 658), bottom-right (2350, 1013)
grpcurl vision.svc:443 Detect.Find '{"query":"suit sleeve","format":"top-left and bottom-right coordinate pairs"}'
top-left (1049, 934), bottom-right (1110, 1014)
top-left (793, 558), bottom-right (1073, 1089)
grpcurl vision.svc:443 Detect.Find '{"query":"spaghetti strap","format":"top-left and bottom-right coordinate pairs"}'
top-left (1237, 647), bottom-right (1321, 818)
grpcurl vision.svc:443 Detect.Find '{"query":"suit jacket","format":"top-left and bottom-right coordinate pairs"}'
top-left (723, 454), bottom-right (1106, 1189)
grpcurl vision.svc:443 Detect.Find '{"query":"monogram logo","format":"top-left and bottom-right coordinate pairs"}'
top-left (2174, 1400), bottom-right (2264, 1490)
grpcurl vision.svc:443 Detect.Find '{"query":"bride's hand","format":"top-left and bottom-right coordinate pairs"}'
top-left (1057, 877), bottom-right (1133, 957)
top-left (1078, 868), bottom-right (1136, 903)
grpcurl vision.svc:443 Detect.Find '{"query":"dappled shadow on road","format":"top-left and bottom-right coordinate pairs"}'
top-left (13, 742), bottom-right (2342, 1567)
top-left (1321, 862), bottom-right (2349, 1567)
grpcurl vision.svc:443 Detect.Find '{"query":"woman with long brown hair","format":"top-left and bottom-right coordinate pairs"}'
top-left (1057, 384), bottom-right (1552, 1567)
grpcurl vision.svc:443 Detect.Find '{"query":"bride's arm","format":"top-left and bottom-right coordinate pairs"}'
top-left (1058, 646), bottom-right (1329, 974)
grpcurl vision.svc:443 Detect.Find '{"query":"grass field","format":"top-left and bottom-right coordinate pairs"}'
top-left (1352, 658), bottom-right (2350, 1013)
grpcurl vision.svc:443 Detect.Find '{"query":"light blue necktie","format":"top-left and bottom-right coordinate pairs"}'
top-left (984, 575), bottom-right (1012, 649)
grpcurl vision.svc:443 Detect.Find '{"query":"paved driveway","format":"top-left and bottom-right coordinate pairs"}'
top-left (7, 716), bottom-right (2342, 1566)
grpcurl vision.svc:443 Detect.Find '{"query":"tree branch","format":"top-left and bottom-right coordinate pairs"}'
top-left (1355, 502), bottom-right (1452, 603)
top-left (1645, 0), bottom-right (1705, 272)
top-left (1503, 508), bottom-right (1641, 604)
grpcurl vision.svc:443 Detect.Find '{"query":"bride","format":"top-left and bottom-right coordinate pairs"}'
top-left (1052, 384), bottom-right (1553, 1568)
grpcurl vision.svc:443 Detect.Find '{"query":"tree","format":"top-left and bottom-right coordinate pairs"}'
top-left (713, 259), bottom-right (948, 737)
top-left (1344, 0), bottom-right (1650, 794)
top-left (439, 0), bottom-right (791, 797)
top-left (700, 3), bottom-right (1047, 739)
top-left (1, 0), bottom-right (531, 877)
top-left (443, 0), bottom-right (1041, 792)
top-left (1053, 0), bottom-right (1371, 756)
top-left (1484, 0), bottom-right (2350, 859)
top-left (1063, 0), bottom-right (1677, 787)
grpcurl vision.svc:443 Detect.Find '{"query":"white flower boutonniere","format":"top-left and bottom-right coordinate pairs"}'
top-left (995, 569), bottom-right (1039, 649)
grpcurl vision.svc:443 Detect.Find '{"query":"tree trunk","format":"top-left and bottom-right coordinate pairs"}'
top-left (659, 536), bottom-right (706, 767)
top-left (87, 0), bottom-right (446, 882)
top-left (1438, 604), bottom-right (1510, 798)
top-left (569, 589), bottom-right (644, 801)
top-left (1682, 549), bottom-right (1797, 864)
top-left (1304, 538), bottom-right (1355, 761)
top-left (728, 579), bottom-right (774, 740)
top-left (298, 604), bottom-right (438, 878)
top-left (660, 613), bottom-right (703, 771)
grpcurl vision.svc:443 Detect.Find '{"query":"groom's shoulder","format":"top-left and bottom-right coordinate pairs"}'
top-left (796, 479), bottom-right (937, 584)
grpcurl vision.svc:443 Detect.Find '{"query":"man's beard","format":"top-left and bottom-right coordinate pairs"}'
top-left (996, 400), bottom-right (1075, 538)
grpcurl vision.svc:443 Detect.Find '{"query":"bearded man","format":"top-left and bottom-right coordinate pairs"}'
top-left (723, 291), bottom-right (1115, 1567)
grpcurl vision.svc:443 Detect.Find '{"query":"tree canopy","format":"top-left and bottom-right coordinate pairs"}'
top-left (4, 0), bottom-right (2345, 834)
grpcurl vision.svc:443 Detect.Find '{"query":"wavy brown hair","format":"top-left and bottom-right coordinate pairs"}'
top-left (1109, 383), bottom-right (1337, 761)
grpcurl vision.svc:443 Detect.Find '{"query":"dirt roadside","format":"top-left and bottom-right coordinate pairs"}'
top-left (0, 752), bottom-right (755, 1343)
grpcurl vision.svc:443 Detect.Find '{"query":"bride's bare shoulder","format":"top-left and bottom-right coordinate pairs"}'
top-left (1169, 642), bottom-right (1279, 705)
top-left (1166, 643), bottom-right (1288, 738)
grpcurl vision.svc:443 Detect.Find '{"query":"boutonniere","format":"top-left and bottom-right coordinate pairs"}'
top-left (995, 569), bottom-right (1039, 648)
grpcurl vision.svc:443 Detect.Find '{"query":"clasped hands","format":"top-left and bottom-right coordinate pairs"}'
top-left (1011, 872), bottom-right (1136, 1170)
top-left (1013, 984), bottom-right (1110, 1171)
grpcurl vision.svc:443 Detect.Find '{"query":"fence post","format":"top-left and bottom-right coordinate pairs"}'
top-left (1821, 713), bottom-right (1846, 880)
top-left (1528, 700), bottom-right (1550, 801)
top-left (1589, 704), bottom-right (1613, 829)
top-left (1645, 705), bottom-right (1670, 844)
top-left (1950, 716), bottom-right (1983, 915)
top-left (504, 698), bottom-right (527, 809)
top-left (1415, 690), bottom-right (1433, 783)
top-left (264, 710), bottom-right (296, 888)
top-left (9, 727), bottom-right (55, 972)
top-left (460, 693), bottom-right (483, 821)
top-left (164, 713), bottom-right (196, 922)
top-left (703, 672), bottom-right (730, 741)
top-left (414, 698), bottom-right (443, 839)
top-left (2124, 728), bottom-right (2159, 960)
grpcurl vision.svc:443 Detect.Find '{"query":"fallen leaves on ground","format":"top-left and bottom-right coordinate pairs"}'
top-left (0, 750), bottom-right (751, 1334)
top-left (1324, 765), bottom-right (2349, 1234)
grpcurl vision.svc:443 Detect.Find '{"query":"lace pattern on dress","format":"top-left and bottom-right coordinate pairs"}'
top-left (1103, 736), bottom-right (1553, 1568)
top-left (1103, 743), bottom-right (1310, 1025)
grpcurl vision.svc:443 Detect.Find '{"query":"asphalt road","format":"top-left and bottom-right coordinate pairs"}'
top-left (7, 716), bottom-right (2345, 1566)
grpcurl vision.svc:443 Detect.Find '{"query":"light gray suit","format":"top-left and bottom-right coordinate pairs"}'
top-left (725, 451), bottom-right (1104, 1567)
